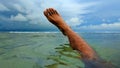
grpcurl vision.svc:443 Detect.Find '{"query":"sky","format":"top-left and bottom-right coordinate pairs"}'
top-left (0, 0), bottom-right (120, 32)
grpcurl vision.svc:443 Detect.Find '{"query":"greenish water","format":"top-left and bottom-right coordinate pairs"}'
top-left (0, 32), bottom-right (120, 68)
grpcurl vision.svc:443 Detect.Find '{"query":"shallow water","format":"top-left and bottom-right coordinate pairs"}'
top-left (0, 32), bottom-right (120, 68)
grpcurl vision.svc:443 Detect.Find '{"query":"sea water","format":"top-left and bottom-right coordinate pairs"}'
top-left (0, 32), bottom-right (120, 68)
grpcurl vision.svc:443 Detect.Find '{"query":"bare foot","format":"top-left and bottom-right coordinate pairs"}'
top-left (44, 8), bottom-right (71, 35)
top-left (43, 8), bottom-right (65, 26)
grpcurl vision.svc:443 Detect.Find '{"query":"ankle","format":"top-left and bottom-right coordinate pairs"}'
top-left (57, 24), bottom-right (72, 35)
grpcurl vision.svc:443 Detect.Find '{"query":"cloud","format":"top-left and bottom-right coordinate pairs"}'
top-left (39, 0), bottom-right (97, 27)
top-left (6, 0), bottom-right (97, 27)
top-left (12, 4), bottom-right (25, 12)
top-left (0, 3), bottom-right (10, 11)
top-left (10, 13), bottom-right (28, 21)
top-left (3, 0), bottom-right (118, 32)
top-left (9, 0), bottom-right (97, 23)
top-left (118, 18), bottom-right (120, 21)
top-left (77, 22), bottom-right (120, 30)
top-left (89, 0), bottom-right (120, 18)
top-left (66, 17), bottom-right (84, 26)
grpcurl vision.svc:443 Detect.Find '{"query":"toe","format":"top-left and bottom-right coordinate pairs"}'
top-left (49, 8), bottom-right (54, 14)
top-left (50, 8), bottom-right (59, 15)
top-left (51, 8), bottom-right (57, 14)
top-left (47, 8), bottom-right (52, 16)
top-left (43, 10), bottom-right (48, 17)
top-left (49, 8), bottom-right (59, 15)
top-left (53, 9), bottom-right (59, 15)
top-left (54, 10), bottom-right (59, 15)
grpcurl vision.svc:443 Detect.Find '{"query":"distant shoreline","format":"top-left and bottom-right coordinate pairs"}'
top-left (0, 31), bottom-right (61, 33)
top-left (0, 31), bottom-right (120, 34)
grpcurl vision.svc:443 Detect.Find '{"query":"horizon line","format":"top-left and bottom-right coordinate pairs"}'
top-left (0, 31), bottom-right (120, 33)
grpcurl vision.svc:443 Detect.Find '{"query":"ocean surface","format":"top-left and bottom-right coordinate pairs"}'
top-left (0, 32), bottom-right (120, 68)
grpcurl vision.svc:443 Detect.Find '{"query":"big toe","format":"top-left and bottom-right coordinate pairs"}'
top-left (43, 8), bottom-right (51, 17)
top-left (43, 10), bottom-right (48, 17)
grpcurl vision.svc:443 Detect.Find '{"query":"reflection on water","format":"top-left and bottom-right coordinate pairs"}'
top-left (45, 44), bottom-right (83, 68)
top-left (0, 32), bottom-right (120, 68)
